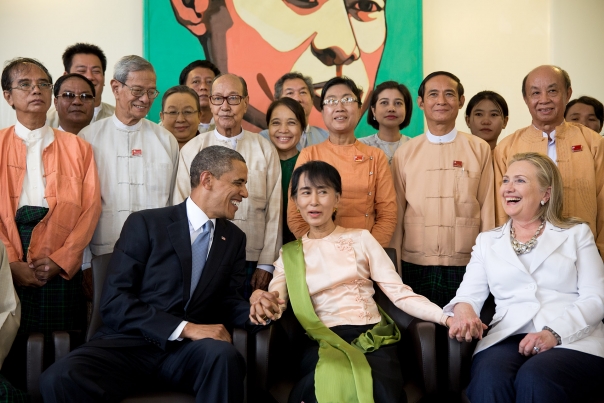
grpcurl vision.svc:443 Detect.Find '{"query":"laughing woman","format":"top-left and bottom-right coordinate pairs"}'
top-left (251, 161), bottom-right (451, 403)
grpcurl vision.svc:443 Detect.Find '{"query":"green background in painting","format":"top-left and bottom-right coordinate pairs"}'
top-left (143, 0), bottom-right (424, 137)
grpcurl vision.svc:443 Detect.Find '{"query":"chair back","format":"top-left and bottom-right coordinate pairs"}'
top-left (86, 253), bottom-right (113, 342)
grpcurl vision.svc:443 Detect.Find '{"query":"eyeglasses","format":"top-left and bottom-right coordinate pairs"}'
top-left (323, 97), bottom-right (358, 106)
top-left (10, 82), bottom-right (53, 92)
top-left (162, 110), bottom-right (199, 117)
top-left (210, 95), bottom-right (244, 106)
top-left (56, 92), bottom-right (95, 103)
top-left (117, 80), bottom-right (160, 99)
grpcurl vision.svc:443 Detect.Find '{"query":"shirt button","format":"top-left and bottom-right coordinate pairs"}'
top-left (369, 172), bottom-right (373, 175)
top-left (365, 214), bottom-right (368, 217)
top-left (368, 192), bottom-right (371, 195)
top-left (370, 156), bottom-right (373, 160)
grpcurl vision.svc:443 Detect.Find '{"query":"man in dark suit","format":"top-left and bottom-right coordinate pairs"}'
top-left (41, 146), bottom-right (253, 403)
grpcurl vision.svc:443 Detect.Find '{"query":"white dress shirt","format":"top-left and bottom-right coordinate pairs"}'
top-left (426, 128), bottom-right (458, 144)
top-left (540, 128), bottom-right (557, 164)
top-left (169, 197), bottom-right (217, 341)
top-left (14, 121), bottom-right (54, 208)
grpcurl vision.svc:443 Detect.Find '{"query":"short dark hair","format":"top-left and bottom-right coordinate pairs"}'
top-left (522, 65), bottom-right (571, 98)
top-left (212, 73), bottom-right (248, 97)
top-left (190, 146), bottom-right (246, 189)
top-left (565, 96), bottom-right (604, 132)
top-left (290, 161), bottom-right (342, 221)
top-left (367, 81), bottom-right (413, 130)
top-left (418, 71), bottom-right (464, 100)
top-left (319, 76), bottom-right (362, 111)
top-left (465, 90), bottom-right (509, 119)
top-left (1, 57), bottom-right (53, 92)
top-left (274, 72), bottom-right (313, 100)
top-left (53, 73), bottom-right (96, 98)
top-left (179, 60), bottom-right (221, 86)
top-left (62, 43), bottom-right (107, 74)
top-left (265, 97), bottom-right (307, 129)
top-left (161, 85), bottom-right (201, 112)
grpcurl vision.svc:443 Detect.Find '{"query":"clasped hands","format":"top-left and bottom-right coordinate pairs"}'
top-left (249, 290), bottom-right (284, 325)
top-left (10, 258), bottom-right (62, 287)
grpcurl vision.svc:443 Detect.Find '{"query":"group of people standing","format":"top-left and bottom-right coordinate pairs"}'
top-left (0, 39), bottom-right (603, 403)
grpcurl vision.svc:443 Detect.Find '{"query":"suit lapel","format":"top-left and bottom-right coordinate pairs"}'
top-left (491, 222), bottom-right (529, 274)
top-left (189, 218), bottom-right (228, 306)
top-left (167, 203), bottom-right (193, 304)
top-left (528, 224), bottom-right (567, 274)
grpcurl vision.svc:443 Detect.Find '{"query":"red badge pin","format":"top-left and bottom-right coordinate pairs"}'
top-left (131, 149), bottom-right (142, 156)
top-left (453, 160), bottom-right (463, 168)
top-left (571, 145), bottom-right (583, 152)
top-left (354, 155), bottom-right (364, 162)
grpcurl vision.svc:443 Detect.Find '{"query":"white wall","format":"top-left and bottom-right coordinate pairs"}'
top-left (1, 0), bottom-right (603, 136)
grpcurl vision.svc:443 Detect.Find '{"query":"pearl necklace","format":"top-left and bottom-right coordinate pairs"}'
top-left (510, 221), bottom-right (544, 255)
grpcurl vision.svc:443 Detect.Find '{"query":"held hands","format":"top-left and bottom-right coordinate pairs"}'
top-left (249, 290), bottom-right (284, 325)
top-left (448, 303), bottom-right (488, 342)
top-left (251, 268), bottom-right (272, 292)
top-left (180, 323), bottom-right (232, 343)
top-left (518, 330), bottom-right (558, 356)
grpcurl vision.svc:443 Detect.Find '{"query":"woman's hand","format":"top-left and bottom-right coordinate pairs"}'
top-left (518, 330), bottom-right (558, 356)
top-left (448, 303), bottom-right (488, 342)
top-left (249, 290), bottom-right (284, 325)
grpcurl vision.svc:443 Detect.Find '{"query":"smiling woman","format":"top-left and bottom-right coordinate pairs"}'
top-left (160, 85), bottom-right (202, 148)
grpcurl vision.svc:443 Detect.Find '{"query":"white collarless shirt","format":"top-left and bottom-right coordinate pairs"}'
top-left (538, 127), bottom-right (557, 164)
top-left (213, 128), bottom-right (244, 149)
top-left (426, 128), bottom-right (458, 143)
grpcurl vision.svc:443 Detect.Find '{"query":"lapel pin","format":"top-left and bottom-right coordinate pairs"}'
top-left (354, 155), bottom-right (364, 162)
top-left (453, 160), bottom-right (463, 168)
top-left (571, 145), bottom-right (583, 152)
top-left (131, 149), bottom-right (142, 156)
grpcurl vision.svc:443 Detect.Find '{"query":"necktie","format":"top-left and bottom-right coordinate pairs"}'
top-left (189, 221), bottom-right (213, 299)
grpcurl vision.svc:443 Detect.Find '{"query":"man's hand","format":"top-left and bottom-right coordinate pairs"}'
top-left (250, 268), bottom-right (272, 291)
top-left (448, 302), bottom-right (488, 342)
top-left (518, 330), bottom-right (558, 356)
top-left (180, 323), bottom-right (232, 343)
top-left (31, 257), bottom-right (62, 283)
top-left (10, 261), bottom-right (45, 287)
top-left (249, 290), bottom-right (284, 325)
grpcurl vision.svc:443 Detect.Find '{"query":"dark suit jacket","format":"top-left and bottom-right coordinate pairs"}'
top-left (95, 201), bottom-right (252, 350)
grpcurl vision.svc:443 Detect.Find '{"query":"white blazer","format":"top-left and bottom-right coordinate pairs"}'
top-left (444, 221), bottom-right (604, 358)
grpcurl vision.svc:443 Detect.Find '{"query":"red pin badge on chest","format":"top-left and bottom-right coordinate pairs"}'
top-left (131, 149), bottom-right (142, 156)
top-left (354, 155), bottom-right (364, 162)
top-left (453, 160), bottom-right (463, 168)
top-left (571, 145), bottom-right (583, 152)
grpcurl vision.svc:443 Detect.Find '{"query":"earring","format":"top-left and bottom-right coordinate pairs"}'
top-left (297, 209), bottom-right (300, 213)
top-left (373, 116), bottom-right (376, 121)
top-left (333, 207), bottom-right (337, 213)
top-left (540, 200), bottom-right (545, 205)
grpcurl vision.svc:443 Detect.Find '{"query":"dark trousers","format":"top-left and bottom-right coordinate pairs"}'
top-left (288, 324), bottom-right (406, 403)
top-left (401, 261), bottom-right (466, 308)
top-left (40, 337), bottom-right (246, 403)
top-left (467, 334), bottom-right (604, 403)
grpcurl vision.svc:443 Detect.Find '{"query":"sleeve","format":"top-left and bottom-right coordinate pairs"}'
top-left (287, 149), bottom-right (311, 238)
top-left (362, 231), bottom-right (447, 326)
top-left (49, 143), bottom-right (102, 278)
top-left (388, 146), bottom-right (407, 265)
top-left (442, 233), bottom-right (490, 317)
top-left (0, 242), bottom-right (20, 368)
top-left (369, 150), bottom-right (397, 247)
top-left (167, 134), bottom-right (180, 206)
top-left (173, 145), bottom-right (193, 205)
top-left (492, 143), bottom-right (509, 227)
top-left (546, 225), bottom-right (604, 344)
top-left (99, 213), bottom-right (183, 350)
top-left (257, 146), bottom-right (282, 267)
top-left (267, 249), bottom-right (289, 316)
top-left (590, 134), bottom-right (604, 257)
top-left (477, 144), bottom-right (495, 232)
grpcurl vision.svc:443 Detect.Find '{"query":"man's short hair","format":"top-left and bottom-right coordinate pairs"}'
top-left (62, 43), bottom-right (108, 74)
top-left (211, 73), bottom-right (248, 97)
top-left (522, 65), bottom-right (571, 98)
top-left (565, 96), bottom-right (604, 131)
top-left (417, 71), bottom-right (464, 100)
top-left (161, 85), bottom-right (201, 111)
top-left (274, 72), bottom-right (313, 100)
top-left (113, 55), bottom-right (155, 83)
top-left (54, 73), bottom-right (96, 98)
top-left (190, 146), bottom-right (246, 189)
top-left (1, 57), bottom-right (52, 92)
top-left (179, 60), bottom-right (221, 85)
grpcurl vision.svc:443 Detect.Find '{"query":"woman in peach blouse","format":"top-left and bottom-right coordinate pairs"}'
top-left (250, 161), bottom-right (450, 403)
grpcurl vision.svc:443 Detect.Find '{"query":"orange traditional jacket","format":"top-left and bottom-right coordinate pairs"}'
top-left (493, 122), bottom-right (604, 256)
top-left (0, 126), bottom-right (101, 279)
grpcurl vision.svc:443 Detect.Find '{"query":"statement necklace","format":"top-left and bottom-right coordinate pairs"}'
top-left (510, 221), bottom-right (545, 255)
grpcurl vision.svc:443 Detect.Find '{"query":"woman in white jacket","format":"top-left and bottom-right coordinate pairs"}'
top-left (445, 152), bottom-right (604, 403)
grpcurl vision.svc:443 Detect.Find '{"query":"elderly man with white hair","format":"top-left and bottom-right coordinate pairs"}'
top-left (80, 55), bottom-right (179, 258)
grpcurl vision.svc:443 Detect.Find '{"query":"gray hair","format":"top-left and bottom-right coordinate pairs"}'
top-left (190, 146), bottom-right (246, 189)
top-left (113, 55), bottom-right (155, 83)
top-left (274, 71), bottom-right (313, 99)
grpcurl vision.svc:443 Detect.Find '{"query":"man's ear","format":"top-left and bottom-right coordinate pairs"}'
top-left (110, 79), bottom-right (121, 96)
top-left (417, 96), bottom-right (424, 111)
top-left (170, 0), bottom-right (211, 37)
top-left (199, 170), bottom-right (213, 189)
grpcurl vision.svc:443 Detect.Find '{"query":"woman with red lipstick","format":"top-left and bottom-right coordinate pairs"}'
top-left (445, 152), bottom-right (604, 403)
top-left (287, 76), bottom-right (397, 247)
top-left (360, 81), bottom-right (413, 164)
top-left (465, 91), bottom-right (509, 150)
top-left (266, 97), bottom-right (306, 244)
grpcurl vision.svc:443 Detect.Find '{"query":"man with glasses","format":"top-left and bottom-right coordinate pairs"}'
top-left (54, 73), bottom-right (96, 134)
top-left (179, 60), bottom-right (220, 133)
top-left (47, 43), bottom-right (115, 127)
top-left (80, 55), bottom-right (179, 261)
top-left (174, 73), bottom-right (281, 296)
top-left (0, 57), bottom-right (101, 396)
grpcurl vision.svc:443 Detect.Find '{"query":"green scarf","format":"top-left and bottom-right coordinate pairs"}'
top-left (282, 240), bottom-right (401, 403)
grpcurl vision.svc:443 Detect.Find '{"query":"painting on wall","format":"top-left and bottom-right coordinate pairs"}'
top-left (144, 0), bottom-right (424, 137)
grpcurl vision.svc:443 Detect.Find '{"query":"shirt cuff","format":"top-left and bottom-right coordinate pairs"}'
top-left (257, 264), bottom-right (274, 274)
top-left (168, 321), bottom-right (188, 341)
